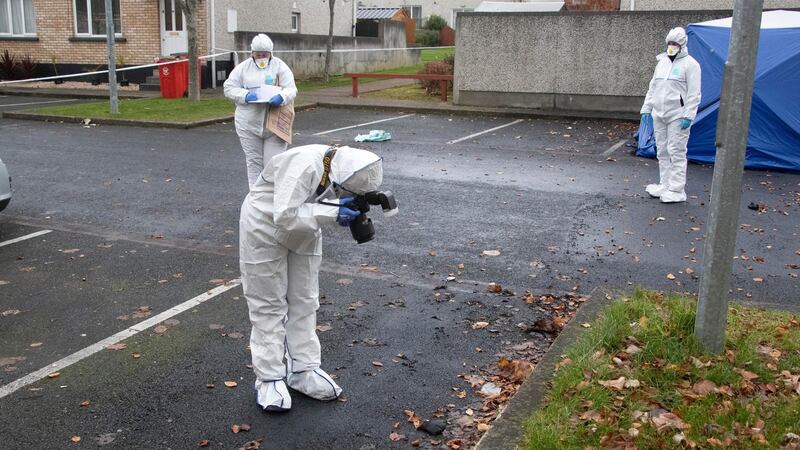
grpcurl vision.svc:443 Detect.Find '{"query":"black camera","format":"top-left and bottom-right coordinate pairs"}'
top-left (344, 191), bottom-right (398, 244)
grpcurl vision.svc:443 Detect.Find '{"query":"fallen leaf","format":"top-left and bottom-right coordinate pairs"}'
top-left (598, 377), bottom-right (627, 391)
top-left (692, 379), bottom-right (717, 395)
top-left (80, 400), bottom-right (90, 407)
top-left (154, 325), bottom-right (168, 334)
top-left (132, 352), bottom-right (141, 359)
top-left (225, 331), bottom-right (244, 339)
top-left (240, 423), bottom-right (251, 432)
top-left (753, 277), bottom-right (764, 283)
top-left (198, 439), bottom-right (209, 447)
top-left (471, 321), bottom-right (489, 330)
top-left (48, 372), bottom-right (60, 378)
top-left (706, 437), bottom-right (725, 447)
top-left (455, 390), bottom-right (467, 398)
top-left (735, 368), bottom-right (759, 381)
top-left (371, 360), bottom-right (383, 367)
top-left (1, 309), bottom-right (20, 316)
top-left (581, 323), bottom-right (592, 328)
top-left (389, 432), bottom-right (406, 442)
top-left (666, 273), bottom-right (676, 280)
top-left (477, 423), bottom-right (490, 432)
top-left (358, 265), bottom-right (380, 273)
top-left (686, 268), bottom-right (695, 274)
top-left (71, 435), bottom-right (81, 442)
top-left (316, 324), bottom-right (332, 332)
top-left (209, 323), bottom-right (225, 330)
top-left (30, 342), bottom-right (43, 348)
top-left (651, 411), bottom-right (689, 432)
top-left (529, 316), bottom-right (566, 334)
top-left (107, 343), bottom-right (127, 351)
top-left (62, 248), bottom-right (81, 254)
top-left (208, 279), bottom-right (225, 285)
top-left (231, 424), bottom-right (241, 433)
top-left (404, 409), bottom-right (424, 429)
top-left (486, 283), bottom-right (502, 294)
top-left (336, 278), bottom-right (353, 286)
top-left (224, 380), bottom-right (238, 388)
top-left (481, 250), bottom-right (501, 257)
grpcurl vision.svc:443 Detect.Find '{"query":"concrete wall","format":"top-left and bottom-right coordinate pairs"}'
top-left (234, 22), bottom-right (419, 78)
top-left (454, 10), bottom-right (736, 113)
top-left (211, 0), bottom-right (355, 55)
top-left (620, 0), bottom-right (800, 10)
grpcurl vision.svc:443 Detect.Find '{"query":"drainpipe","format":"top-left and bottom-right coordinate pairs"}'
top-left (211, 0), bottom-right (217, 88)
top-left (353, 0), bottom-right (357, 37)
top-left (630, 0), bottom-right (635, 10)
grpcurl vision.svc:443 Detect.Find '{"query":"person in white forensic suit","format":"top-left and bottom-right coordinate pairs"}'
top-left (224, 34), bottom-right (298, 189)
top-left (240, 144), bottom-right (383, 412)
top-left (640, 27), bottom-right (702, 203)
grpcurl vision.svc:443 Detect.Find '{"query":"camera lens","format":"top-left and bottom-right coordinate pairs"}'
top-left (349, 214), bottom-right (374, 244)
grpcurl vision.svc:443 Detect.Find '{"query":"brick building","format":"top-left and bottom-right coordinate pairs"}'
top-left (1, 0), bottom-right (208, 83)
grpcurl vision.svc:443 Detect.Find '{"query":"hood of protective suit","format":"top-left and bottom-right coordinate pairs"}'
top-left (251, 34), bottom-right (274, 52)
top-left (330, 147), bottom-right (383, 194)
top-left (665, 27), bottom-right (689, 59)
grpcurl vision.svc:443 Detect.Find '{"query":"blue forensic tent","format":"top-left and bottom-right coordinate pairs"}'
top-left (636, 10), bottom-right (800, 172)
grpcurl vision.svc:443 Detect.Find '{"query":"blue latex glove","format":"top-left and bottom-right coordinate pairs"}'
top-left (641, 113), bottom-right (651, 123)
top-left (680, 118), bottom-right (692, 130)
top-left (245, 92), bottom-right (258, 103)
top-left (268, 94), bottom-right (283, 107)
top-left (336, 197), bottom-right (359, 227)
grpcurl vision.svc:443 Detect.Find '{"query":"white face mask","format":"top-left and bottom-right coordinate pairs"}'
top-left (667, 45), bottom-right (681, 56)
top-left (255, 58), bottom-right (268, 69)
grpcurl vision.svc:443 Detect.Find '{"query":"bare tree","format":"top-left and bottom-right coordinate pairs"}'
top-left (176, 0), bottom-right (200, 101)
top-left (324, 0), bottom-right (335, 83)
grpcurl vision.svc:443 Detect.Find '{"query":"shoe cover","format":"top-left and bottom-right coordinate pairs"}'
top-left (646, 184), bottom-right (666, 198)
top-left (660, 190), bottom-right (687, 203)
top-left (287, 369), bottom-right (342, 401)
top-left (255, 379), bottom-right (292, 412)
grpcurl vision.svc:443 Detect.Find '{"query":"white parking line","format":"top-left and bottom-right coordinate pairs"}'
top-left (602, 139), bottom-right (629, 157)
top-left (447, 119), bottom-right (525, 145)
top-left (312, 113), bottom-right (416, 136)
top-left (0, 229), bottom-right (53, 248)
top-left (0, 280), bottom-right (241, 399)
top-left (0, 99), bottom-right (79, 108)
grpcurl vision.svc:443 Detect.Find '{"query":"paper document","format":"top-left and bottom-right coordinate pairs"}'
top-left (249, 85), bottom-right (282, 103)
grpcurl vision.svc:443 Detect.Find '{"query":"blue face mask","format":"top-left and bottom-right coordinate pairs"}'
top-left (265, 74), bottom-right (274, 85)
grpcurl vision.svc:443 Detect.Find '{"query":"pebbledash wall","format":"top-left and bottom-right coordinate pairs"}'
top-left (619, 0), bottom-right (800, 10)
top-left (453, 10), bottom-right (742, 114)
top-left (0, 0), bottom-right (207, 84)
top-left (234, 21), bottom-right (419, 78)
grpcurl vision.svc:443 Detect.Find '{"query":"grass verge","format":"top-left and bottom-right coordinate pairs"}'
top-left (26, 97), bottom-right (233, 123)
top-left (363, 84), bottom-right (452, 102)
top-left (524, 290), bottom-right (800, 449)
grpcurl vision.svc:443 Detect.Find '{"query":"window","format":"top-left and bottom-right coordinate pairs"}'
top-left (403, 5), bottom-right (422, 29)
top-left (74, 0), bottom-right (121, 36)
top-left (291, 12), bottom-right (300, 33)
top-left (451, 8), bottom-right (472, 26)
top-left (0, 0), bottom-right (37, 36)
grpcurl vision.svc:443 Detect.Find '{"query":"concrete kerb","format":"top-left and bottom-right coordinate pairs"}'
top-left (0, 87), bottom-right (156, 100)
top-left (475, 289), bottom-right (615, 450)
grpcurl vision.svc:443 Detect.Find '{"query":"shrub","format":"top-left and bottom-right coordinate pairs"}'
top-left (424, 14), bottom-right (447, 31)
top-left (18, 55), bottom-right (38, 79)
top-left (0, 50), bottom-right (20, 80)
top-left (442, 53), bottom-right (455, 67)
top-left (418, 61), bottom-right (453, 95)
top-left (415, 29), bottom-right (440, 47)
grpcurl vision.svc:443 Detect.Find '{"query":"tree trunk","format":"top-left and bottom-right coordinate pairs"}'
top-left (177, 0), bottom-right (200, 101)
top-left (324, 0), bottom-right (335, 83)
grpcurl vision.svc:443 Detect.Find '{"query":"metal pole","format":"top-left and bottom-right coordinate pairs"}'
top-left (210, 0), bottom-right (217, 88)
top-left (104, 0), bottom-right (119, 114)
top-left (694, 0), bottom-right (763, 354)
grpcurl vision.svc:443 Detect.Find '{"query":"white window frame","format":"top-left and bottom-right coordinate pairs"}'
top-left (291, 12), bottom-right (300, 33)
top-left (73, 0), bottom-right (122, 37)
top-left (403, 5), bottom-right (422, 29)
top-left (0, 0), bottom-right (37, 37)
top-left (451, 8), bottom-right (472, 27)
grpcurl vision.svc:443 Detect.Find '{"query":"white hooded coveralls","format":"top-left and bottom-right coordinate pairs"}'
top-left (641, 27), bottom-right (702, 195)
top-left (224, 55), bottom-right (298, 188)
top-left (239, 144), bottom-right (383, 393)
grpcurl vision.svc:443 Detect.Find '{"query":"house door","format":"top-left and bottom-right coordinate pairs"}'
top-left (160, 0), bottom-right (187, 56)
